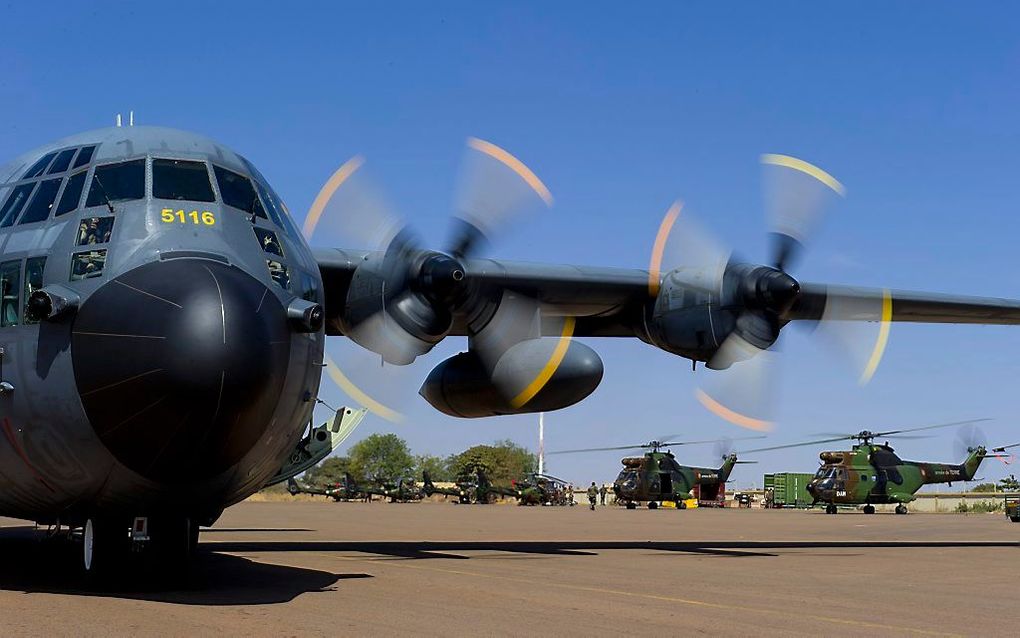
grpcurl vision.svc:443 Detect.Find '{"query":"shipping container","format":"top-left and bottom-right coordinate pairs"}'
top-left (763, 472), bottom-right (814, 508)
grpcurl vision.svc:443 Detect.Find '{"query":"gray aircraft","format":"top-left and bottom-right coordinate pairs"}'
top-left (1, 124), bottom-right (1020, 577)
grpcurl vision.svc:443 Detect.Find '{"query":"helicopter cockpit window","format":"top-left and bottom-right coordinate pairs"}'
top-left (72, 145), bottom-right (96, 169)
top-left (17, 177), bottom-right (62, 225)
top-left (23, 257), bottom-right (45, 325)
top-left (76, 217), bottom-right (114, 246)
top-left (214, 165), bottom-right (265, 218)
top-left (55, 171), bottom-right (87, 216)
top-left (46, 148), bottom-right (76, 175)
top-left (266, 259), bottom-right (290, 289)
top-left (86, 159), bottom-right (145, 208)
top-left (152, 159), bottom-right (215, 202)
top-left (253, 227), bottom-right (284, 257)
top-left (0, 183), bottom-right (36, 228)
top-left (70, 249), bottom-right (107, 281)
top-left (0, 260), bottom-right (20, 327)
top-left (22, 152), bottom-right (56, 180)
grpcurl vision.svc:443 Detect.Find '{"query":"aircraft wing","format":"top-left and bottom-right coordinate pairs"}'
top-left (787, 284), bottom-right (1020, 325)
top-left (313, 248), bottom-right (651, 338)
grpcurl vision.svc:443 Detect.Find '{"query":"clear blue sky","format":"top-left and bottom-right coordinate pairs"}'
top-left (3, 3), bottom-right (1020, 487)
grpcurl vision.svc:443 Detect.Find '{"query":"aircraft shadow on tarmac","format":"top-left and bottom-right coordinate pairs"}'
top-left (205, 538), bottom-right (1020, 561)
top-left (0, 527), bottom-right (364, 605)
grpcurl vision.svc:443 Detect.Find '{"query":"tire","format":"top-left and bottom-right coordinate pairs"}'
top-left (148, 516), bottom-right (196, 576)
top-left (678, 502), bottom-right (687, 510)
top-left (82, 517), bottom-right (128, 580)
top-left (648, 501), bottom-right (658, 510)
top-left (826, 504), bottom-right (837, 515)
top-left (895, 505), bottom-right (908, 515)
top-left (1010, 516), bottom-right (1020, 523)
top-left (863, 505), bottom-right (875, 515)
top-left (626, 502), bottom-right (636, 510)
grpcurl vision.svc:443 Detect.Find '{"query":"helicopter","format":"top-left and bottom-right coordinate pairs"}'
top-left (286, 477), bottom-right (355, 502)
top-left (514, 473), bottom-right (576, 506)
top-left (743, 419), bottom-right (1018, 514)
top-left (421, 470), bottom-right (474, 503)
top-left (551, 436), bottom-right (761, 509)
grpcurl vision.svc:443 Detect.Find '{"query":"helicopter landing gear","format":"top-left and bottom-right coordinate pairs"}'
top-left (825, 504), bottom-right (837, 515)
top-left (678, 501), bottom-right (687, 510)
top-left (647, 501), bottom-right (658, 510)
top-left (863, 504), bottom-right (875, 515)
top-left (625, 501), bottom-right (636, 510)
top-left (895, 504), bottom-right (908, 515)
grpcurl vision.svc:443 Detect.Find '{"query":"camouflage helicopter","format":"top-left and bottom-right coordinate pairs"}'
top-left (515, 473), bottom-right (576, 506)
top-left (743, 419), bottom-right (1018, 514)
top-left (551, 436), bottom-right (762, 509)
top-left (422, 470), bottom-right (473, 503)
top-left (287, 474), bottom-right (366, 501)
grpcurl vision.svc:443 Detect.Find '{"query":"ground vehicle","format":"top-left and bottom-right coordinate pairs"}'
top-left (763, 473), bottom-right (815, 508)
top-left (1005, 496), bottom-right (1020, 522)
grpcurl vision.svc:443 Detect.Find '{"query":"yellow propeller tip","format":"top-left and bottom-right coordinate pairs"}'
top-left (760, 153), bottom-right (846, 197)
top-left (467, 137), bottom-right (554, 207)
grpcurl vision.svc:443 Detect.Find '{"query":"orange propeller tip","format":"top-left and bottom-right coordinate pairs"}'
top-left (466, 137), bottom-right (554, 207)
top-left (302, 154), bottom-right (368, 240)
top-left (695, 388), bottom-right (774, 432)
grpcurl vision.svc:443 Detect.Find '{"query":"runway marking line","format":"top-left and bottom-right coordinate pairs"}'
top-left (234, 549), bottom-right (959, 637)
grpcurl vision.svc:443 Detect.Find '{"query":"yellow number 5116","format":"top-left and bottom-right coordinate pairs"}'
top-left (161, 208), bottom-right (216, 226)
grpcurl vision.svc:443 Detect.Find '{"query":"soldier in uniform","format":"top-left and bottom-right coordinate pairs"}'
top-left (599, 483), bottom-right (608, 506)
top-left (587, 482), bottom-right (599, 510)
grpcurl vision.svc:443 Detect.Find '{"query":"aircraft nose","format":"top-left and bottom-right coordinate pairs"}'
top-left (72, 258), bottom-right (291, 483)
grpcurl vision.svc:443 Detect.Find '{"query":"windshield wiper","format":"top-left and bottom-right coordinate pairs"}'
top-left (91, 174), bottom-right (116, 214)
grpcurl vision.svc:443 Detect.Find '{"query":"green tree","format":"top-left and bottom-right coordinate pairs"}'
top-left (998, 475), bottom-right (1020, 492)
top-left (414, 454), bottom-right (454, 482)
top-left (349, 433), bottom-right (414, 484)
top-left (450, 439), bottom-right (537, 486)
top-left (971, 482), bottom-right (997, 493)
top-left (302, 456), bottom-right (352, 488)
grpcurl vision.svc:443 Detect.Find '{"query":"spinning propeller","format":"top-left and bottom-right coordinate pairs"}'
top-left (648, 154), bottom-right (891, 430)
top-left (305, 138), bottom-right (557, 421)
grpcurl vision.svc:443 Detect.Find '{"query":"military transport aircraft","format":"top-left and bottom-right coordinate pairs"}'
top-left (2, 125), bottom-right (1020, 576)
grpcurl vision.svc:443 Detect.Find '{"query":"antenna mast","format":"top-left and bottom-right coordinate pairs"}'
top-left (538, 412), bottom-right (545, 475)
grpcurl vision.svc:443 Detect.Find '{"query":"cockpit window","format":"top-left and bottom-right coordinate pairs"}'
top-left (253, 227), bottom-right (284, 256)
top-left (152, 159), bottom-right (215, 202)
top-left (22, 152), bottom-right (56, 180)
top-left (266, 259), bottom-right (290, 289)
top-left (55, 171), bottom-right (87, 216)
top-left (72, 145), bottom-right (96, 169)
top-left (86, 159), bottom-right (145, 208)
top-left (18, 177), bottom-right (62, 224)
top-left (214, 165), bottom-right (265, 217)
top-left (23, 257), bottom-right (45, 325)
top-left (0, 183), bottom-right (36, 227)
top-left (0, 260), bottom-right (20, 327)
top-left (46, 149), bottom-right (76, 175)
top-left (70, 249), bottom-right (107, 281)
top-left (76, 217), bottom-right (115, 246)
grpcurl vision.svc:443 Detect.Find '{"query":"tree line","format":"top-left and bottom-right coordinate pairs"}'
top-left (301, 433), bottom-right (537, 488)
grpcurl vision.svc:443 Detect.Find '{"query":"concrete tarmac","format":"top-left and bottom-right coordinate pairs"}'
top-left (2, 501), bottom-right (1018, 636)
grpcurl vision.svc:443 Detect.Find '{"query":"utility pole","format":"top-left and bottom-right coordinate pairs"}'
top-left (538, 412), bottom-right (545, 475)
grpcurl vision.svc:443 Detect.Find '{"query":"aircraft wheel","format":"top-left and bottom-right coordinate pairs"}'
top-left (825, 504), bottom-right (837, 515)
top-left (148, 516), bottom-right (196, 575)
top-left (648, 501), bottom-right (658, 510)
top-left (82, 517), bottom-right (128, 579)
top-left (626, 502), bottom-right (636, 510)
top-left (863, 505), bottom-right (875, 515)
top-left (895, 504), bottom-right (908, 515)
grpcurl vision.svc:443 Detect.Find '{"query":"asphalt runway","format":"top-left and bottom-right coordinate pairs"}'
top-left (2, 501), bottom-right (1017, 636)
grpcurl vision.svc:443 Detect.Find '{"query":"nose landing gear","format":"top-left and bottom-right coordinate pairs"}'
top-left (894, 504), bottom-right (908, 515)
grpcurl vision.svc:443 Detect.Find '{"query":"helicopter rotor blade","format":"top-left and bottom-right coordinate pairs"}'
top-left (873, 418), bottom-right (992, 439)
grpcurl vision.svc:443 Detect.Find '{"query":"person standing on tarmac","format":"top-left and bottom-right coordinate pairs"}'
top-left (599, 483), bottom-right (608, 506)
top-left (587, 482), bottom-right (599, 510)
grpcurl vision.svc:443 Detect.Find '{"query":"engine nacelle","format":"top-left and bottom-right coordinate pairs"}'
top-left (643, 269), bottom-right (736, 362)
top-left (419, 340), bottom-right (604, 417)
